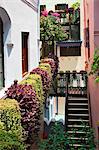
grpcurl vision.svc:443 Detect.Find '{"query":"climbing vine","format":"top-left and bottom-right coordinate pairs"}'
top-left (91, 48), bottom-right (99, 83)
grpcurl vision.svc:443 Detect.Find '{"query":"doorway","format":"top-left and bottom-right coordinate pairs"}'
top-left (22, 32), bottom-right (29, 76)
top-left (0, 17), bottom-right (4, 89)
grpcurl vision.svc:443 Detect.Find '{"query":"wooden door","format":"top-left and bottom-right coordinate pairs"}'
top-left (22, 32), bottom-right (28, 76)
top-left (0, 17), bottom-right (4, 89)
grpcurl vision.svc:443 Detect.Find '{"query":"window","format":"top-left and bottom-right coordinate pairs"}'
top-left (40, 5), bottom-right (46, 15)
top-left (60, 47), bottom-right (81, 56)
top-left (55, 4), bottom-right (68, 12)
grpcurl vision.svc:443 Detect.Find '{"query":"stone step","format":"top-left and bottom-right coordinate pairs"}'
top-left (68, 103), bottom-right (88, 105)
top-left (67, 130), bottom-right (89, 138)
top-left (68, 119), bottom-right (89, 122)
top-left (68, 137), bottom-right (88, 140)
top-left (68, 97), bottom-right (88, 100)
top-left (68, 99), bottom-right (88, 104)
top-left (68, 108), bottom-right (88, 110)
top-left (68, 119), bottom-right (89, 125)
top-left (66, 96), bottom-right (90, 148)
top-left (68, 130), bottom-right (88, 134)
top-left (67, 124), bottom-right (89, 128)
top-left (68, 103), bottom-right (88, 108)
top-left (69, 137), bottom-right (89, 143)
top-left (68, 114), bottom-right (89, 116)
top-left (69, 144), bottom-right (89, 148)
top-left (68, 113), bottom-right (89, 120)
top-left (68, 108), bottom-right (88, 114)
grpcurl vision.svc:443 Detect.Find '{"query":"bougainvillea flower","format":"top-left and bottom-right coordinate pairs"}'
top-left (52, 12), bottom-right (60, 17)
top-left (41, 10), bottom-right (48, 17)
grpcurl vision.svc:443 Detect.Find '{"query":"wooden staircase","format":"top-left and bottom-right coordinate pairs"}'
top-left (49, 72), bottom-right (95, 149)
top-left (66, 96), bottom-right (90, 149)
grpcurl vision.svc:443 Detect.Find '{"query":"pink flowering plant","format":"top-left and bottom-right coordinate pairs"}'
top-left (41, 10), bottom-right (48, 17)
top-left (40, 10), bottom-right (67, 41)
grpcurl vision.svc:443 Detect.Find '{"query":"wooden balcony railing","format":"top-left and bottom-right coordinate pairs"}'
top-left (50, 71), bottom-right (87, 97)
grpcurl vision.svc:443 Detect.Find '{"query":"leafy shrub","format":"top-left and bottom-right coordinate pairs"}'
top-left (39, 122), bottom-right (96, 150)
top-left (0, 130), bottom-right (25, 150)
top-left (39, 63), bottom-right (52, 78)
top-left (30, 67), bottom-right (51, 99)
top-left (6, 81), bottom-right (41, 145)
top-left (40, 13), bottom-right (67, 41)
top-left (0, 98), bottom-right (22, 137)
top-left (0, 98), bottom-right (25, 150)
top-left (48, 53), bottom-right (59, 78)
top-left (41, 58), bottom-right (56, 76)
top-left (20, 74), bottom-right (44, 109)
top-left (39, 123), bottom-right (70, 150)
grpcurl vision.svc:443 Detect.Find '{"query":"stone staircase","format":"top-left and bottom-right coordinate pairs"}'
top-left (66, 96), bottom-right (90, 149)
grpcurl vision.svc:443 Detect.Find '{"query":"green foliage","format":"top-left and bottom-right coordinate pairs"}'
top-left (2, 58), bottom-right (58, 148)
top-left (39, 63), bottom-right (52, 78)
top-left (0, 98), bottom-right (22, 137)
top-left (39, 122), bottom-right (96, 150)
top-left (0, 130), bottom-right (25, 150)
top-left (39, 123), bottom-right (70, 150)
top-left (95, 76), bottom-right (99, 83)
top-left (71, 121), bottom-right (96, 149)
top-left (0, 98), bottom-right (25, 150)
top-left (6, 82), bottom-right (41, 146)
top-left (91, 48), bottom-right (99, 82)
top-left (41, 58), bottom-right (56, 75)
top-left (28, 74), bottom-right (44, 106)
top-left (72, 2), bottom-right (80, 10)
top-left (40, 15), bottom-right (67, 41)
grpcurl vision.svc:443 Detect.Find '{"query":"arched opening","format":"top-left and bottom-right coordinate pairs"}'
top-left (0, 7), bottom-right (11, 89)
top-left (0, 17), bottom-right (4, 89)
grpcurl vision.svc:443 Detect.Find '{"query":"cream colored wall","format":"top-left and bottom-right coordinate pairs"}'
top-left (53, 97), bottom-right (65, 116)
top-left (59, 57), bottom-right (84, 72)
top-left (40, 0), bottom-right (80, 11)
top-left (58, 46), bottom-right (85, 72)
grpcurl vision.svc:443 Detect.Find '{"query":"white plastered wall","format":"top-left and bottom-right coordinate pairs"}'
top-left (0, 0), bottom-right (40, 88)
